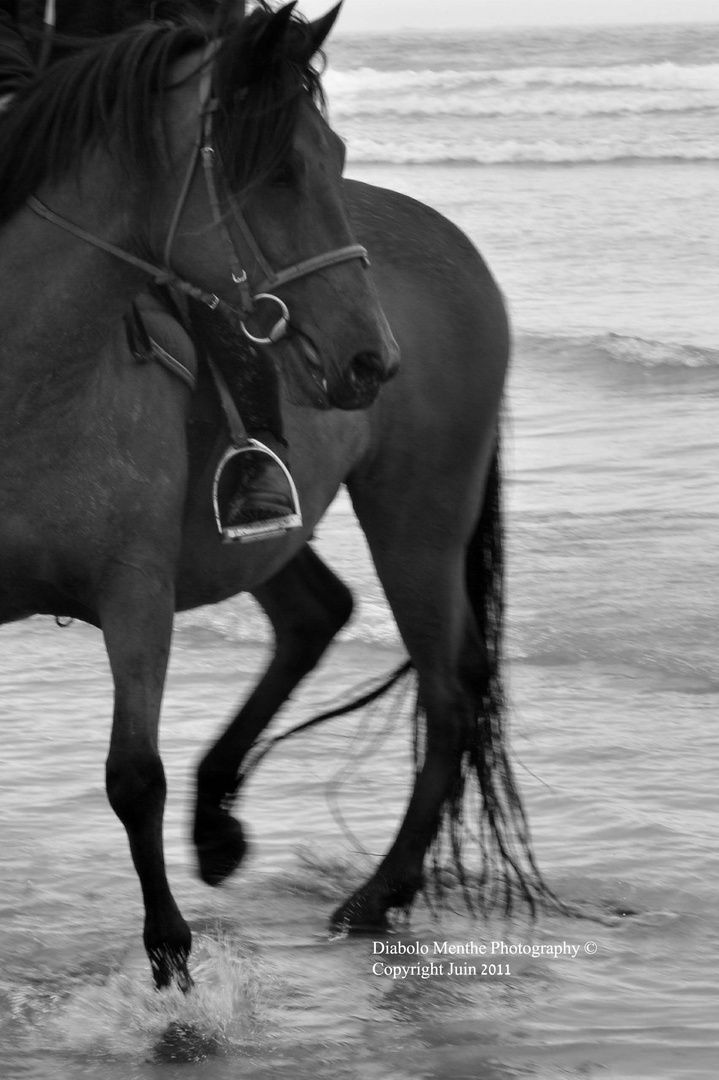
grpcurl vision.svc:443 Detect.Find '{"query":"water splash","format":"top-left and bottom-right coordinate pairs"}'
top-left (34, 931), bottom-right (278, 1063)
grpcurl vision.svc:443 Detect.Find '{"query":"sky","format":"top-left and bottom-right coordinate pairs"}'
top-left (297, 0), bottom-right (719, 32)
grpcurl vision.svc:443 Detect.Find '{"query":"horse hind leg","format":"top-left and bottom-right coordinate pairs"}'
top-left (333, 446), bottom-right (547, 930)
top-left (194, 544), bottom-right (353, 885)
top-left (329, 566), bottom-right (479, 930)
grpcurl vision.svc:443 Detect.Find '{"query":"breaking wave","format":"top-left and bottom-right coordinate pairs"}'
top-left (517, 331), bottom-right (719, 370)
top-left (326, 62), bottom-right (719, 96)
top-left (346, 137), bottom-right (719, 166)
top-left (326, 60), bottom-right (719, 164)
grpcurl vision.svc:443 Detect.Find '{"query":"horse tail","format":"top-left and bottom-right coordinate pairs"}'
top-left (426, 431), bottom-right (557, 915)
top-left (236, 659), bottom-right (414, 786)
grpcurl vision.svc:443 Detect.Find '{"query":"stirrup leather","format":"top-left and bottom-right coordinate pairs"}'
top-left (212, 439), bottom-right (302, 544)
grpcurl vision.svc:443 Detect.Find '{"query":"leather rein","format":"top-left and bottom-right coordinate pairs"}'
top-left (26, 44), bottom-right (369, 347)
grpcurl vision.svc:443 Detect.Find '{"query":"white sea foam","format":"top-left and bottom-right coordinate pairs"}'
top-left (326, 59), bottom-right (719, 164)
top-left (38, 933), bottom-right (273, 1062)
top-left (597, 333), bottom-right (719, 369)
top-left (330, 88), bottom-right (717, 120)
top-left (518, 331), bottom-right (719, 370)
top-left (325, 62), bottom-right (719, 98)
top-left (346, 135), bottom-right (719, 165)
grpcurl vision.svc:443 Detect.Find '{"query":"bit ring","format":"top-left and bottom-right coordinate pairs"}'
top-left (240, 293), bottom-right (289, 345)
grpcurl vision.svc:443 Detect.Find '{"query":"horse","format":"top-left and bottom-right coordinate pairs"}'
top-left (0, 2), bottom-right (398, 991)
top-left (109, 173), bottom-right (551, 985)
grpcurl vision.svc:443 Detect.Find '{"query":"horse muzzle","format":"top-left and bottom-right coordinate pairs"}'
top-left (327, 345), bottom-right (400, 410)
top-left (285, 322), bottom-right (400, 410)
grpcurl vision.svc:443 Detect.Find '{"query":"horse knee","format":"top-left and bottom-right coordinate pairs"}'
top-left (106, 750), bottom-right (166, 828)
top-left (281, 617), bottom-right (345, 670)
top-left (271, 589), bottom-right (352, 676)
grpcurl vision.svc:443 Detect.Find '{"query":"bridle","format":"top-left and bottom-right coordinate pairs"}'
top-left (27, 41), bottom-right (369, 347)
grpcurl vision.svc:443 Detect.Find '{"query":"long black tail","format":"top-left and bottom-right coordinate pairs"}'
top-left (425, 433), bottom-right (557, 914)
top-left (236, 660), bottom-right (414, 787)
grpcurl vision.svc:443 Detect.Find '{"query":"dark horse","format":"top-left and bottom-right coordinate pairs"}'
top-left (0, 3), bottom-right (398, 990)
top-left (1, 4), bottom-right (552, 994)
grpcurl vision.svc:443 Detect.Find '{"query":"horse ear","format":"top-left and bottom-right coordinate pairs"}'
top-left (236, 1), bottom-right (298, 83)
top-left (304, 2), bottom-right (343, 57)
top-left (256, 1), bottom-right (299, 52)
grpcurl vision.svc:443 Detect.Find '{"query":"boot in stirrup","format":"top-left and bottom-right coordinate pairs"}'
top-left (212, 437), bottom-right (302, 544)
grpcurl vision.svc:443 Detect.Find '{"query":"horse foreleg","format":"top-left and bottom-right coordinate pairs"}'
top-left (101, 567), bottom-right (191, 990)
top-left (194, 544), bottom-right (353, 886)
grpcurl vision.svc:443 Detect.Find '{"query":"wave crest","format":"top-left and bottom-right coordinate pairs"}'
top-left (346, 137), bottom-right (719, 166)
top-left (331, 89), bottom-right (717, 121)
top-left (326, 61), bottom-right (719, 98)
top-left (518, 331), bottom-right (719, 370)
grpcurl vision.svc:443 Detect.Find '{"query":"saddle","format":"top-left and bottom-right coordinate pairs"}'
top-left (124, 290), bottom-right (301, 543)
top-left (125, 290), bottom-right (198, 390)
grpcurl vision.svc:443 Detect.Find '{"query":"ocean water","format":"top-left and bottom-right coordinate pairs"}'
top-left (1, 21), bottom-right (718, 1080)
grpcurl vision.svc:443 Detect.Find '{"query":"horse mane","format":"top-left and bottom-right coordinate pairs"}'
top-left (0, 2), bottom-right (327, 226)
top-left (213, 2), bottom-right (327, 194)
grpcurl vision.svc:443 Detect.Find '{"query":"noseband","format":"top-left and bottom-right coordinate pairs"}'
top-left (27, 43), bottom-right (369, 346)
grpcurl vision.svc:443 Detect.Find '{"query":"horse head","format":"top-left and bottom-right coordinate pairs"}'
top-left (158, 1), bottom-right (400, 411)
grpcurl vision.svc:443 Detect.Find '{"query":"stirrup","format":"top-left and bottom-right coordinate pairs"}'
top-left (212, 439), bottom-right (302, 544)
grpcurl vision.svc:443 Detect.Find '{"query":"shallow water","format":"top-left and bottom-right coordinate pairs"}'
top-left (1, 620), bottom-right (717, 1079)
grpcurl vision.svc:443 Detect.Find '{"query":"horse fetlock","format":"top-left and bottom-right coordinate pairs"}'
top-left (196, 757), bottom-right (237, 809)
top-left (194, 809), bottom-right (248, 887)
top-left (147, 942), bottom-right (193, 993)
top-left (145, 914), bottom-right (193, 991)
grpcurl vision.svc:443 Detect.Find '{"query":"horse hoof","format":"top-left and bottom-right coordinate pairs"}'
top-left (330, 896), bottom-right (391, 934)
top-left (330, 875), bottom-right (422, 933)
top-left (330, 915), bottom-right (390, 937)
top-left (146, 918), bottom-right (193, 992)
top-left (148, 948), bottom-right (193, 993)
top-left (196, 816), bottom-right (248, 886)
top-left (153, 1021), bottom-right (218, 1063)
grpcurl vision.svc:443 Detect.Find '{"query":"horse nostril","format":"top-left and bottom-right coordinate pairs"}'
top-left (351, 351), bottom-right (396, 385)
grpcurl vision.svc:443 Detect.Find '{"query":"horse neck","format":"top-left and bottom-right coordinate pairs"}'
top-left (0, 161), bottom-right (151, 397)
